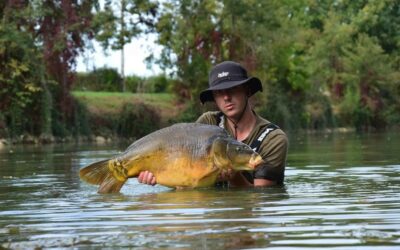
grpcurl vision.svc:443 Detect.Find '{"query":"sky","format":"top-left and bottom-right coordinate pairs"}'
top-left (76, 34), bottom-right (163, 77)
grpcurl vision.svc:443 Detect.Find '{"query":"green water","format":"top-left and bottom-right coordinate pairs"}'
top-left (1, 132), bottom-right (399, 249)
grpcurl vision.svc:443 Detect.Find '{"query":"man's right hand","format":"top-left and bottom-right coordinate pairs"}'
top-left (217, 168), bottom-right (234, 182)
top-left (138, 171), bottom-right (157, 186)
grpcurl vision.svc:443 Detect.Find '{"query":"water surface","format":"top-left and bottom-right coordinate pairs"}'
top-left (1, 132), bottom-right (399, 249)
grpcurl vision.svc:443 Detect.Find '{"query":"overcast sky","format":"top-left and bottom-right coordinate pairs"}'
top-left (76, 34), bottom-right (162, 77)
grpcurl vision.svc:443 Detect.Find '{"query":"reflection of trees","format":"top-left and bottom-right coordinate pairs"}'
top-left (114, 187), bottom-right (289, 249)
top-left (0, 143), bottom-right (117, 196)
top-left (289, 132), bottom-right (400, 168)
top-left (130, 187), bottom-right (288, 212)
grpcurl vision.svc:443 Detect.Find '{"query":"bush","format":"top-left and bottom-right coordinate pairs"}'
top-left (74, 72), bottom-right (95, 91)
top-left (74, 67), bottom-right (122, 92)
top-left (74, 70), bottom-right (174, 94)
top-left (144, 74), bottom-right (171, 93)
top-left (0, 112), bottom-right (8, 138)
top-left (117, 102), bottom-right (161, 139)
top-left (72, 99), bottom-right (91, 137)
top-left (125, 75), bottom-right (144, 93)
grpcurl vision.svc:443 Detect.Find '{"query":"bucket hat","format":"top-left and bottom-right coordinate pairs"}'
top-left (199, 61), bottom-right (262, 104)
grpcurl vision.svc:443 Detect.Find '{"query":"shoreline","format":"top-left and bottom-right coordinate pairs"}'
top-left (1, 126), bottom-right (399, 148)
top-left (0, 134), bottom-right (133, 148)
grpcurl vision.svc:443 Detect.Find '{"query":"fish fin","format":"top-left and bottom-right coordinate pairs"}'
top-left (196, 169), bottom-right (219, 187)
top-left (79, 159), bottom-right (110, 185)
top-left (80, 159), bottom-right (127, 193)
top-left (98, 173), bottom-right (126, 193)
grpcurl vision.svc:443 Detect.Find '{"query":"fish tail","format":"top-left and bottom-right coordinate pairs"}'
top-left (98, 173), bottom-right (126, 194)
top-left (79, 159), bottom-right (127, 193)
top-left (79, 159), bottom-right (110, 184)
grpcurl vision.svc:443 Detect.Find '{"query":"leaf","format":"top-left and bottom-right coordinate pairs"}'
top-left (24, 83), bottom-right (42, 93)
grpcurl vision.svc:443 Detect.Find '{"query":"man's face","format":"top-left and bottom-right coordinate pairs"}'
top-left (212, 85), bottom-right (248, 120)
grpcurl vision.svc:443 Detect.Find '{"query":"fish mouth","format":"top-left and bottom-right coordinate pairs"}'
top-left (248, 154), bottom-right (264, 169)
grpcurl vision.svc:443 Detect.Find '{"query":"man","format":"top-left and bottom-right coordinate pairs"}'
top-left (139, 61), bottom-right (288, 187)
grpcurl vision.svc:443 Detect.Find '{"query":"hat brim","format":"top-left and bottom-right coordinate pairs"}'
top-left (200, 77), bottom-right (262, 104)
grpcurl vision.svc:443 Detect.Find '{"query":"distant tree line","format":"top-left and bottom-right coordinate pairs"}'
top-left (73, 67), bottom-right (172, 93)
top-left (1, 0), bottom-right (399, 141)
top-left (154, 0), bottom-right (400, 131)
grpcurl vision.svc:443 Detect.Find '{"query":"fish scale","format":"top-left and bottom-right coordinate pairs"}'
top-left (79, 123), bottom-right (264, 193)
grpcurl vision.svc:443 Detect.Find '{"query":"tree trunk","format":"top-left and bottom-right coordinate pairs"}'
top-left (120, 0), bottom-right (126, 92)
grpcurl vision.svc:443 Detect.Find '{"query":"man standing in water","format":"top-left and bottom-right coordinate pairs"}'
top-left (139, 61), bottom-right (288, 187)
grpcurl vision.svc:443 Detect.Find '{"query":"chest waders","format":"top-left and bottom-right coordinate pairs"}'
top-left (216, 112), bottom-right (279, 152)
top-left (216, 112), bottom-right (279, 186)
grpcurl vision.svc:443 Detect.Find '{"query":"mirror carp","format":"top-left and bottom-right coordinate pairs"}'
top-left (79, 123), bottom-right (264, 193)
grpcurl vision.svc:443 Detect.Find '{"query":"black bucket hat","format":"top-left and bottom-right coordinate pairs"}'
top-left (199, 61), bottom-right (262, 104)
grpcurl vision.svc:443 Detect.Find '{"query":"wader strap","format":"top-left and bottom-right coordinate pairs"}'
top-left (217, 112), bottom-right (278, 152)
top-left (215, 113), bottom-right (278, 186)
top-left (250, 123), bottom-right (279, 152)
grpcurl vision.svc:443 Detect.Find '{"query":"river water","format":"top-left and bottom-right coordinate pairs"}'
top-left (1, 131), bottom-right (399, 249)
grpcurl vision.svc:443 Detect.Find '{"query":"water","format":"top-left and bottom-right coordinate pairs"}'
top-left (1, 132), bottom-right (399, 249)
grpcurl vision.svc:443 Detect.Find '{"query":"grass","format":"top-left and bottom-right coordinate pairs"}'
top-left (72, 91), bottom-right (181, 123)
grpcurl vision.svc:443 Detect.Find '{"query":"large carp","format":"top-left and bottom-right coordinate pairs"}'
top-left (79, 123), bottom-right (263, 193)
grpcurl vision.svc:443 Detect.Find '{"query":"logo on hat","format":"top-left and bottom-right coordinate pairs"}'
top-left (217, 71), bottom-right (229, 78)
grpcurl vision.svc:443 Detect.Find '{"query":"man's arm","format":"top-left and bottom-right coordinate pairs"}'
top-left (138, 169), bottom-right (277, 187)
top-left (228, 172), bottom-right (276, 187)
top-left (254, 178), bottom-right (276, 187)
top-left (252, 131), bottom-right (288, 186)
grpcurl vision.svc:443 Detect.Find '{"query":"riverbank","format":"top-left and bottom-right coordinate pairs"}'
top-left (0, 91), bottom-right (186, 146)
top-left (1, 126), bottom-right (391, 147)
top-left (1, 91), bottom-right (398, 146)
top-left (71, 91), bottom-right (181, 125)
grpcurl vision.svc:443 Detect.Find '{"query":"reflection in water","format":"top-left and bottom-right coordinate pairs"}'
top-left (1, 132), bottom-right (400, 249)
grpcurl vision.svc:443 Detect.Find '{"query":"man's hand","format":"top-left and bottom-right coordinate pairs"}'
top-left (217, 169), bottom-right (234, 182)
top-left (138, 171), bottom-right (157, 186)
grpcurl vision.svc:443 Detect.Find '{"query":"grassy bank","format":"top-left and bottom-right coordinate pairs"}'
top-left (72, 91), bottom-right (181, 125)
top-left (0, 91), bottom-right (184, 145)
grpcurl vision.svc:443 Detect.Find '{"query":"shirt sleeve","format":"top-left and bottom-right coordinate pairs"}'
top-left (196, 112), bottom-right (218, 125)
top-left (253, 130), bottom-right (288, 184)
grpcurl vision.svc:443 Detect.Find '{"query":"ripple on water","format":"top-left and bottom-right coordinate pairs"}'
top-left (1, 138), bottom-right (400, 249)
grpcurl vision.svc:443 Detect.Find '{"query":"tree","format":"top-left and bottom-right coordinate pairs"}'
top-left (0, 2), bottom-right (44, 137)
top-left (155, 0), bottom-right (308, 127)
top-left (93, 0), bottom-right (157, 92)
top-left (303, 0), bottom-right (400, 130)
top-left (0, 0), bottom-right (97, 138)
top-left (156, 0), bottom-right (220, 104)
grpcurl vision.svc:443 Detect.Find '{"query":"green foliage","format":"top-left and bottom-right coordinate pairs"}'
top-left (339, 34), bottom-right (393, 129)
top-left (83, 101), bottom-right (161, 139)
top-left (2, 0), bottom-right (400, 140)
top-left (143, 74), bottom-right (172, 93)
top-left (74, 71), bottom-right (172, 93)
top-left (125, 75), bottom-right (143, 92)
top-left (152, 0), bottom-right (400, 131)
top-left (93, 0), bottom-right (158, 51)
top-left (74, 72), bottom-right (95, 91)
top-left (39, 81), bottom-right (53, 137)
top-left (72, 100), bottom-right (92, 138)
top-left (92, 0), bottom-right (158, 91)
top-left (117, 102), bottom-right (160, 138)
top-left (0, 112), bottom-right (6, 138)
top-left (0, 0), bottom-right (99, 140)
top-left (93, 67), bottom-right (122, 92)
top-left (0, 17), bottom-right (44, 137)
top-left (74, 67), bottom-right (122, 92)
top-left (170, 101), bottom-right (203, 124)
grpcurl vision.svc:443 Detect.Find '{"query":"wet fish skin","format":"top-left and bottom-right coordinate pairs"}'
top-left (79, 123), bottom-right (264, 193)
